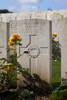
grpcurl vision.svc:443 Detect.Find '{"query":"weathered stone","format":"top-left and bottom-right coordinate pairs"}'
top-left (8, 19), bottom-right (52, 84)
top-left (61, 18), bottom-right (67, 80)
top-left (0, 22), bottom-right (7, 58)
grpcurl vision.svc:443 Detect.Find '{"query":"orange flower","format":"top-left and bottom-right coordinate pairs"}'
top-left (7, 66), bottom-right (12, 72)
top-left (6, 63), bottom-right (13, 72)
top-left (52, 33), bottom-right (57, 37)
top-left (11, 33), bottom-right (20, 39)
top-left (8, 41), bottom-right (15, 46)
top-left (9, 36), bottom-right (16, 41)
top-left (8, 33), bottom-right (22, 46)
top-left (10, 33), bottom-right (22, 42)
top-left (17, 37), bottom-right (22, 41)
top-left (7, 63), bottom-right (13, 66)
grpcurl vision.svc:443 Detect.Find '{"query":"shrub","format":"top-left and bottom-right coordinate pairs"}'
top-left (51, 81), bottom-right (67, 100)
top-left (0, 33), bottom-right (52, 99)
top-left (52, 39), bottom-right (61, 59)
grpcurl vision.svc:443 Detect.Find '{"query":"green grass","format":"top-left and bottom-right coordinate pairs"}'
top-left (52, 58), bottom-right (61, 89)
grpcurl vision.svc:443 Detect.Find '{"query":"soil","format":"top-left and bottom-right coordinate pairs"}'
top-left (35, 96), bottom-right (50, 100)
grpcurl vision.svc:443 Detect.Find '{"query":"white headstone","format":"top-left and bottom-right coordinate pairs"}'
top-left (0, 22), bottom-right (7, 58)
top-left (61, 18), bottom-right (67, 80)
top-left (8, 19), bottom-right (52, 83)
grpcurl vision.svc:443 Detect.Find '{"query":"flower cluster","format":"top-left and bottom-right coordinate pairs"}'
top-left (52, 32), bottom-right (57, 37)
top-left (8, 33), bottom-right (22, 46)
top-left (52, 11), bottom-right (59, 15)
top-left (2, 63), bottom-right (13, 72)
top-left (6, 63), bottom-right (13, 72)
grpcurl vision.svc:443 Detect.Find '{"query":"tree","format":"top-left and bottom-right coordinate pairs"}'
top-left (0, 9), bottom-right (13, 13)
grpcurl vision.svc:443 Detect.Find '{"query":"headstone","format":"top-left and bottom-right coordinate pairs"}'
top-left (61, 18), bottom-right (67, 80)
top-left (8, 19), bottom-right (52, 83)
top-left (0, 22), bottom-right (7, 58)
top-left (59, 10), bottom-right (67, 18)
top-left (0, 12), bottom-right (47, 22)
top-left (47, 11), bottom-right (63, 43)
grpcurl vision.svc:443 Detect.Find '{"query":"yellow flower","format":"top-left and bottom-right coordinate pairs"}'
top-left (10, 33), bottom-right (22, 42)
top-left (7, 66), bottom-right (12, 72)
top-left (17, 37), bottom-right (22, 41)
top-left (8, 33), bottom-right (22, 46)
top-left (6, 63), bottom-right (13, 72)
top-left (7, 63), bottom-right (13, 66)
top-left (8, 41), bottom-right (15, 46)
top-left (52, 33), bottom-right (57, 37)
top-left (9, 36), bottom-right (16, 41)
top-left (11, 33), bottom-right (20, 39)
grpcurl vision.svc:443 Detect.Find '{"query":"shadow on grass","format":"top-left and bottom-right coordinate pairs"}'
top-left (0, 91), bottom-right (18, 100)
top-left (52, 82), bottom-right (61, 90)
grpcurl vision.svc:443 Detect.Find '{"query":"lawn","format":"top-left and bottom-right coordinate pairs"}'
top-left (52, 58), bottom-right (61, 89)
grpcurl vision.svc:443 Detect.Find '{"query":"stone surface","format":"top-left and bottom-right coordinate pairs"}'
top-left (8, 19), bottom-right (52, 83)
top-left (47, 11), bottom-right (63, 42)
top-left (61, 18), bottom-right (67, 80)
top-left (0, 12), bottom-right (47, 22)
top-left (0, 11), bottom-right (64, 42)
top-left (1, 11), bottom-right (67, 83)
top-left (52, 15), bottom-right (63, 43)
top-left (59, 10), bottom-right (67, 18)
top-left (0, 22), bottom-right (7, 58)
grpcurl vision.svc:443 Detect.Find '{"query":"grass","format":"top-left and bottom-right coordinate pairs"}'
top-left (52, 58), bottom-right (61, 89)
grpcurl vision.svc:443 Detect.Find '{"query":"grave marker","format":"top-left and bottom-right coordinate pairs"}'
top-left (8, 19), bottom-right (52, 83)
top-left (0, 22), bottom-right (7, 58)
